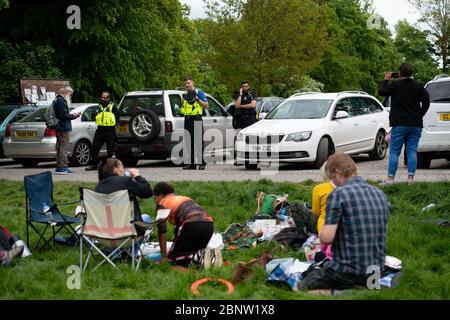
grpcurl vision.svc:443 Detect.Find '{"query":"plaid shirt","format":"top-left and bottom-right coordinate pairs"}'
top-left (325, 176), bottom-right (390, 275)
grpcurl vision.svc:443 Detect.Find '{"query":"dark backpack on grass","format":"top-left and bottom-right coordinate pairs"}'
top-left (289, 202), bottom-right (318, 236)
top-left (0, 224), bottom-right (13, 251)
top-left (272, 227), bottom-right (307, 250)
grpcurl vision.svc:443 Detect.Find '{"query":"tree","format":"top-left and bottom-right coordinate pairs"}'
top-left (394, 20), bottom-right (440, 83)
top-left (311, 0), bottom-right (402, 95)
top-left (410, 0), bottom-right (450, 72)
top-left (0, 0), bottom-right (196, 103)
top-left (202, 0), bottom-right (331, 96)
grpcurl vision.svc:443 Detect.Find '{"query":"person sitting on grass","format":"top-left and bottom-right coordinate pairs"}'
top-left (153, 182), bottom-right (220, 268)
top-left (95, 158), bottom-right (153, 236)
top-left (311, 162), bottom-right (335, 260)
top-left (300, 153), bottom-right (390, 291)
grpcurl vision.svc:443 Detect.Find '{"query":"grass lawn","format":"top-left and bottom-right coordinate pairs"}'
top-left (0, 178), bottom-right (448, 300)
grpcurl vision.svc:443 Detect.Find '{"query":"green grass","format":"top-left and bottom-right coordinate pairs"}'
top-left (0, 179), bottom-right (449, 300)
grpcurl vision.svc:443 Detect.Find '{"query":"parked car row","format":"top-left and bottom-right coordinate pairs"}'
top-left (2, 76), bottom-right (448, 170)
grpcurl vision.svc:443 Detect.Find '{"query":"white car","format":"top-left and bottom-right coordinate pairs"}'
top-left (235, 92), bottom-right (390, 169)
top-left (417, 75), bottom-right (450, 168)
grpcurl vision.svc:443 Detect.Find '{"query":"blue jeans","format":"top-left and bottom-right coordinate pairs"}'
top-left (388, 126), bottom-right (422, 177)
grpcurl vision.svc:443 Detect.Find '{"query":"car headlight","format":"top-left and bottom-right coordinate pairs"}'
top-left (285, 131), bottom-right (312, 142)
top-left (237, 133), bottom-right (244, 142)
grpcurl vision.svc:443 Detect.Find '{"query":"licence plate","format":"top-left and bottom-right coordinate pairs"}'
top-left (440, 113), bottom-right (450, 121)
top-left (251, 145), bottom-right (271, 152)
top-left (131, 147), bottom-right (142, 153)
top-left (16, 131), bottom-right (36, 138)
top-left (119, 123), bottom-right (128, 133)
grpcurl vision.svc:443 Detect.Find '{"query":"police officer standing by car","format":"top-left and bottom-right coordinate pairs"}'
top-left (180, 77), bottom-right (209, 170)
top-left (232, 81), bottom-right (257, 165)
top-left (85, 91), bottom-right (119, 171)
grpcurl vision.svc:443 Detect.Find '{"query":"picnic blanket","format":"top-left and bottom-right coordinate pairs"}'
top-left (222, 223), bottom-right (262, 250)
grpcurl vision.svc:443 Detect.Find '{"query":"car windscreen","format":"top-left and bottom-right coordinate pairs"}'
top-left (427, 82), bottom-right (450, 102)
top-left (266, 99), bottom-right (333, 119)
top-left (119, 95), bottom-right (164, 116)
top-left (20, 108), bottom-right (46, 122)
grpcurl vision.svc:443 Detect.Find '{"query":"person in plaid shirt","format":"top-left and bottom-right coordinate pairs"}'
top-left (300, 153), bottom-right (390, 290)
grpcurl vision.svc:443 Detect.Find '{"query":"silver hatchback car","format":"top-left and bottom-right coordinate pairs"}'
top-left (3, 103), bottom-right (106, 167)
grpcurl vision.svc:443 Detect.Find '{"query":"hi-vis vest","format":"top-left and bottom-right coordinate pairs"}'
top-left (95, 103), bottom-right (116, 126)
top-left (180, 89), bottom-right (203, 116)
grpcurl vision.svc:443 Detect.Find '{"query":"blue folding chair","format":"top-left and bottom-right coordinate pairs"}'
top-left (24, 171), bottom-right (80, 251)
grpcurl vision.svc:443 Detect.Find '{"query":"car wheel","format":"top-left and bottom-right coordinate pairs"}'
top-left (314, 137), bottom-right (330, 169)
top-left (15, 159), bottom-right (39, 168)
top-left (417, 152), bottom-right (432, 169)
top-left (369, 131), bottom-right (387, 160)
top-left (116, 154), bottom-right (139, 167)
top-left (70, 140), bottom-right (91, 167)
top-left (244, 161), bottom-right (258, 170)
top-left (129, 109), bottom-right (161, 143)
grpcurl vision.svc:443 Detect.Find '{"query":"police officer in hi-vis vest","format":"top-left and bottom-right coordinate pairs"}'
top-left (85, 91), bottom-right (119, 171)
top-left (180, 77), bottom-right (209, 170)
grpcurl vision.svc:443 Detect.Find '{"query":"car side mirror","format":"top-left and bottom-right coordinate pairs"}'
top-left (259, 113), bottom-right (266, 120)
top-left (334, 111), bottom-right (349, 120)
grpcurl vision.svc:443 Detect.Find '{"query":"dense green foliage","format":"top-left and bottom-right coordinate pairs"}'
top-left (0, 0), bottom-right (445, 105)
top-left (0, 180), bottom-right (449, 299)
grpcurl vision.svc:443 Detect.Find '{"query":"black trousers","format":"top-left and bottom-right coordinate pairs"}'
top-left (184, 116), bottom-right (205, 165)
top-left (91, 127), bottom-right (115, 165)
top-left (169, 221), bottom-right (214, 266)
top-left (301, 266), bottom-right (368, 290)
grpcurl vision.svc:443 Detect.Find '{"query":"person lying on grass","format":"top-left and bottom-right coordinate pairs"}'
top-left (96, 158), bottom-right (153, 236)
top-left (300, 153), bottom-right (390, 291)
top-left (153, 182), bottom-right (216, 267)
top-left (311, 162), bottom-right (335, 260)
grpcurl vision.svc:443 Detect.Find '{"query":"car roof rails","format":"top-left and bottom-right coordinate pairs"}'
top-left (337, 91), bottom-right (369, 96)
top-left (433, 74), bottom-right (450, 81)
top-left (289, 92), bottom-right (321, 98)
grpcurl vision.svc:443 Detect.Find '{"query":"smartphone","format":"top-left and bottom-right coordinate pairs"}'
top-left (391, 72), bottom-right (400, 79)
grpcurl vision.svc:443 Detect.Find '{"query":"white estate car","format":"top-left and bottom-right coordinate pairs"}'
top-left (417, 75), bottom-right (450, 168)
top-left (235, 92), bottom-right (390, 170)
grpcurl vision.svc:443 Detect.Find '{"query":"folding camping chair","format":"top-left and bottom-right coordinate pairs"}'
top-left (79, 188), bottom-right (153, 272)
top-left (24, 171), bottom-right (80, 251)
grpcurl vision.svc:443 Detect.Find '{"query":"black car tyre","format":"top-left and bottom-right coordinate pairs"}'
top-left (417, 152), bottom-right (432, 169)
top-left (369, 131), bottom-right (387, 160)
top-left (244, 162), bottom-right (258, 170)
top-left (129, 109), bottom-right (161, 143)
top-left (15, 158), bottom-right (40, 168)
top-left (116, 154), bottom-right (139, 167)
top-left (314, 137), bottom-right (330, 169)
top-left (70, 140), bottom-right (92, 167)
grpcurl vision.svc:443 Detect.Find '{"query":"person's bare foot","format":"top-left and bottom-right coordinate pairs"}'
top-left (407, 176), bottom-right (415, 185)
top-left (381, 177), bottom-right (395, 186)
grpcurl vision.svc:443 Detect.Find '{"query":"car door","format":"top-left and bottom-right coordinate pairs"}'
top-left (80, 105), bottom-right (97, 140)
top-left (203, 97), bottom-right (232, 154)
top-left (330, 98), bottom-right (360, 152)
top-left (349, 97), bottom-right (378, 151)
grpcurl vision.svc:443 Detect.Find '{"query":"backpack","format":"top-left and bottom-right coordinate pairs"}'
top-left (272, 227), bottom-right (307, 250)
top-left (288, 202), bottom-right (318, 236)
top-left (0, 224), bottom-right (13, 251)
top-left (44, 100), bottom-right (59, 129)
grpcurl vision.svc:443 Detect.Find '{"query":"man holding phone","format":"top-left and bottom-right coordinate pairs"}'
top-left (378, 63), bottom-right (430, 184)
